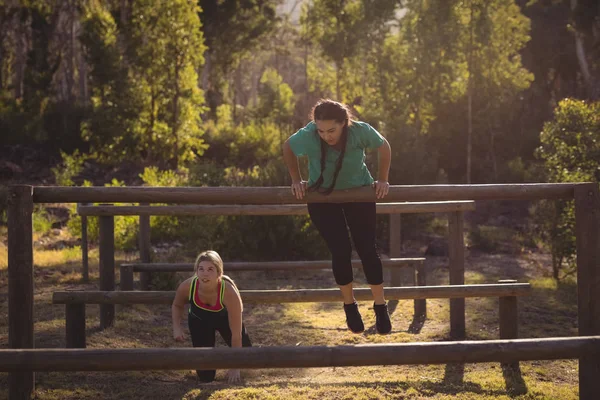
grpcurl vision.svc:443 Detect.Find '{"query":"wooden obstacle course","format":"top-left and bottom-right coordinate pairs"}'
top-left (7, 183), bottom-right (600, 400)
top-left (83, 200), bottom-right (474, 336)
top-left (53, 282), bottom-right (531, 348)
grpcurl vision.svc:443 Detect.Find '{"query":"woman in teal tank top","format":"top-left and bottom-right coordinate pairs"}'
top-left (171, 250), bottom-right (251, 383)
top-left (282, 99), bottom-right (393, 335)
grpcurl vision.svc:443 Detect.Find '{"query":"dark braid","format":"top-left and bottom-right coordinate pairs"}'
top-left (308, 99), bottom-right (354, 195)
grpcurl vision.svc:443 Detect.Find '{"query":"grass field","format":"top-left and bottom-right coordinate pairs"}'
top-left (0, 235), bottom-right (581, 399)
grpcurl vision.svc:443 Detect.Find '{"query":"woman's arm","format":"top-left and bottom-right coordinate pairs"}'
top-left (223, 281), bottom-right (244, 384)
top-left (223, 281), bottom-right (243, 348)
top-left (171, 279), bottom-right (191, 341)
top-left (375, 138), bottom-right (391, 199)
top-left (283, 139), bottom-right (306, 199)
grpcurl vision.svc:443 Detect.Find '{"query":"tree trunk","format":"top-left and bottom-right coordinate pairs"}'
top-left (172, 62), bottom-right (180, 168)
top-left (489, 120), bottom-right (497, 182)
top-left (13, 8), bottom-right (27, 99)
top-left (66, 0), bottom-right (76, 104)
top-left (201, 50), bottom-right (211, 93)
top-left (119, 0), bottom-right (129, 68)
top-left (571, 0), bottom-right (600, 100)
top-left (466, 1), bottom-right (474, 184)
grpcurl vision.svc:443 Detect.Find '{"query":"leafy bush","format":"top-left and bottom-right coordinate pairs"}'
top-left (534, 98), bottom-right (600, 279)
top-left (32, 205), bottom-right (55, 236)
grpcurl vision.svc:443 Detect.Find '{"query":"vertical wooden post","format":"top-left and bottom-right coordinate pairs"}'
top-left (574, 183), bottom-right (600, 400)
top-left (120, 265), bottom-right (134, 291)
top-left (99, 214), bottom-right (115, 329)
top-left (139, 202), bottom-right (151, 290)
top-left (499, 279), bottom-right (518, 370)
top-left (389, 213), bottom-right (420, 318)
top-left (448, 211), bottom-right (465, 340)
top-left (415, 264), bottom-right (427, 318)
top-left (79, 203), bottom-right (89, 283)
top-left (66, 304), bottom-right (86, 348)
top-left (8, 185), bottom-right (35, 400)
top-left (389, 214), bottom-right (402, 286)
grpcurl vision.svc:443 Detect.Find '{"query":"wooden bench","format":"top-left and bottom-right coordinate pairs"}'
top-left (53, 281), bottom-right (530, 349)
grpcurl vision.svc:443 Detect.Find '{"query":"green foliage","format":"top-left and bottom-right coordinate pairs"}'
top-left (67, 180), bottom-right (138, 250)
top-left (199, 0), bottom-right (279, 112)
top-left (203, 104), bottom-right (285, 170)
top-left (255, 68), bottom-right (295, 127)
top-left (51, 150), bottom-right (87, 186)
top-left (80, 0), bottom-right (207, 167)
top-left (468, 225), bottom-right (536, 254)
top-left (534, 98), bottom-right (600, 280)
top-left (32, 205), bottom-right (55, 236)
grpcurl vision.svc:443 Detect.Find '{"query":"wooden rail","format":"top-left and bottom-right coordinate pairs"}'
top-left (54, 283), bottom-right (531, 304)
top-left (33, 184), bottom-right (576, 204)
top-left (2, 336), bottom-right (598, 372)
top-left (77, 201), bottom-right (476, 216)
top-left (53, 283), bottom-right (530, 348)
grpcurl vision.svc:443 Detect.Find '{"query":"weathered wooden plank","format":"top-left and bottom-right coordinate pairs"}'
top-left (1, 337), bottom-right (598, 372)
top-left (33, 184), bottom-right (575, 204)
top-left (53, 283), bottom-right (532, 305)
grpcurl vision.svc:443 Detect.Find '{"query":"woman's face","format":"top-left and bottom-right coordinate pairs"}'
top-left (195, 260), bottom-right (220, 288)
top-left (315, 119), bottom-right (345, 146)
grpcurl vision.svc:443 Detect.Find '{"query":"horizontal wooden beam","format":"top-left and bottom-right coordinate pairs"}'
top-left (78, 201), bottom-right (476, 216)
top-left (32, 184), bottom-right (577, 204)
top-left (1, 336), bottom-right (598, 372)
top-left (121, 258), bottom-right (425, 272)
top-left (53, 283), bottom-right (531, 305)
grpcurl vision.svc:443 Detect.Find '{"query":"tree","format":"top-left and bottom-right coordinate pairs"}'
top-left (198, 0), bottom-right (279, 114)
top-left (535, 98), bottom-right (600, 279)
top-left (570, 0), bottom-right (600, 99)
top-left (81, 0), bottom-right (207, 167)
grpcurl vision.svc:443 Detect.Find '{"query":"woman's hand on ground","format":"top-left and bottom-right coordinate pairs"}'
top-left (227, 369), bottom-right (242, 384)
top-left (173, 327), bottom-right (185, 342)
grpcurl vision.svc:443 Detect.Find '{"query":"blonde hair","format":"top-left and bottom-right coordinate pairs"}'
top-left (194, 250), bottom-right (224, 277)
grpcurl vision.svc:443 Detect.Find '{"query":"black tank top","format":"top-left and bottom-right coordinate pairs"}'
top-left (188, 275), bottom-right (234, 321)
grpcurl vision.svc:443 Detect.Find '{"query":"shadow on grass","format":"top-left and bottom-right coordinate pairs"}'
top-left (4, 368), bottom-right (520, 400)
top-left (440, 361), bottom-right (526, 398)
top-left (501, 363), bottom-right (528, 396)
top-left (180, 375), bottom-right (514, 400)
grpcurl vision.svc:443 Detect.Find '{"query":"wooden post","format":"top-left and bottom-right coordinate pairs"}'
top-left (66, 304), bottom-right (86, 349)
top-left (138, 202), bottom-right (151, 290)
top-left (120, 265), bottom-right (134, 291)
top-left (80, 203), bottom-right (89, 283)
top-left (499, 279), bottom-right (519, 370)
top-left (99, 215), bottom-right (115, 329)
top-left (415, 264), bottom-right (427, 318)
top-left (389, 214), bottom-right (402, 286)
top-left (8, 185), bottom-right (35, 400)
top-left (448, 211), bottom-right (465, 340)
top-left (574, 183), bottom-right (600, 400)
top-left (389, 213), bottom-right (421, 315)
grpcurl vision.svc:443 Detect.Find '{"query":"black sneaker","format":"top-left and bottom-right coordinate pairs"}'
top-left (373, 302), bottom-right (392, 334)
top-left (343, 302), bottom-right (365, 333)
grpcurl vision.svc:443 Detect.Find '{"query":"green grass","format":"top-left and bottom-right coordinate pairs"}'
top-left (0, 240), bottom-right (581, 399)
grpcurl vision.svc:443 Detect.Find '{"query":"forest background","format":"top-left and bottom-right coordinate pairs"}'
top-left (1, 0), bottom-right (600, 281)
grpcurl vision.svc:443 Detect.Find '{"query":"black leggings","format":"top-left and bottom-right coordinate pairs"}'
top-left (307, 202), bottom-right (383, 286)
top-left (188, 311), bottom-right (252, 382)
